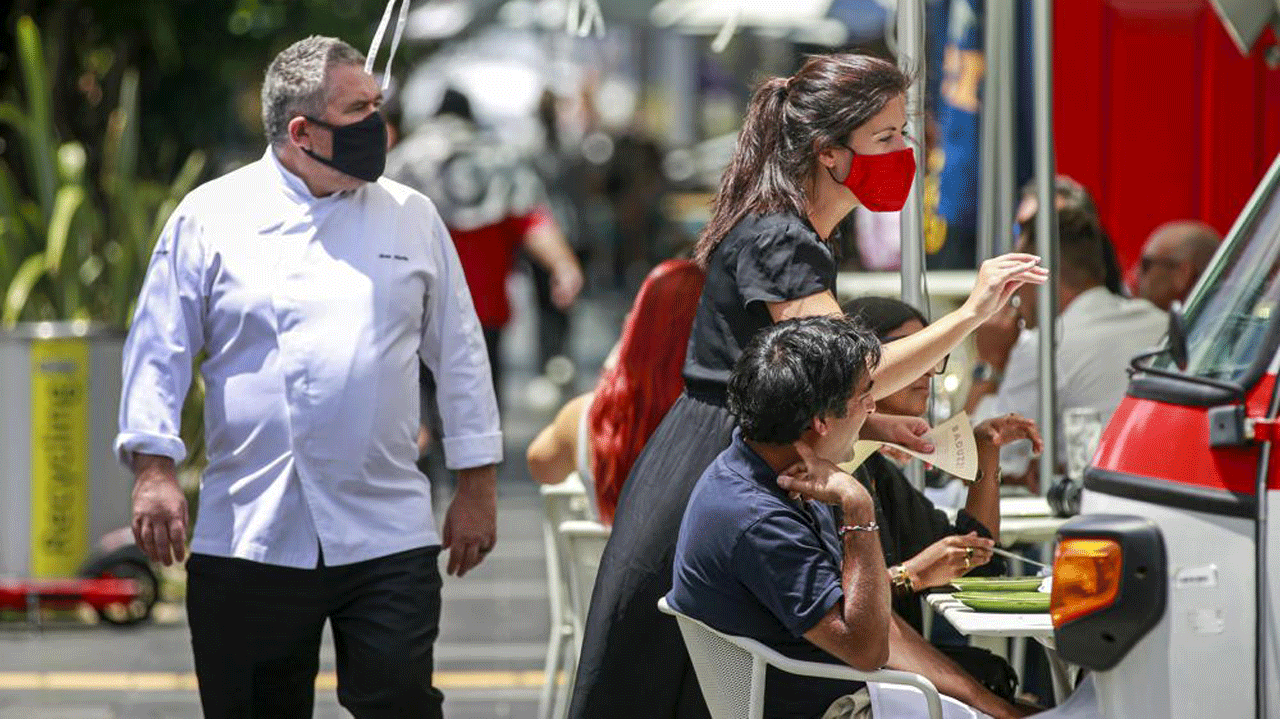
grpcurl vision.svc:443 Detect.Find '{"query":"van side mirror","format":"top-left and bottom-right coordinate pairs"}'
top-left (1168, 301), bottom-right (1189, 370)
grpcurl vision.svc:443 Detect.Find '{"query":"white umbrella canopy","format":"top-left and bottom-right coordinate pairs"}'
top-left (650, 0), bottom-right (892, 49)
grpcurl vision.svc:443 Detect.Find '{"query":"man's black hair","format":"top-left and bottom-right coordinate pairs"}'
top-left (1020, 206), bottom-right (1109, 291)
top-left (728, 315), bottom-right (881, 445)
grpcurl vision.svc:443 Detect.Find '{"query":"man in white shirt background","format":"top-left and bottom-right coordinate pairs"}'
top-left (965, 207), bottom-right (1167, 488)
top-left (116, 36), bottom-right (500, 719)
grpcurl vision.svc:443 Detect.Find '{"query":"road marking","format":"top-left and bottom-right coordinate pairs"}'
top-left (0, 670), bottom-right (557, 692)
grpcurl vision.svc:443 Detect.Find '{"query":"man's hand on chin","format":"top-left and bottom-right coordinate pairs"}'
top-left (860, 414), bottom-right (935, 454)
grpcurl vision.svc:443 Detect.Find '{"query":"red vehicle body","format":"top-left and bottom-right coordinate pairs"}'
top-left (1053, 0), bottom-right (1280, 276)
top-left (1050, 152), bottom-right (1280, 718)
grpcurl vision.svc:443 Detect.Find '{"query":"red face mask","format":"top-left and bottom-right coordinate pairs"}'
top-left (836, 146), bottom-right (916, 212)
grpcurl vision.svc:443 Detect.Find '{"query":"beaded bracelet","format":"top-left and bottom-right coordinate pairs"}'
top-left (837, 522), bottom-right (879, 537)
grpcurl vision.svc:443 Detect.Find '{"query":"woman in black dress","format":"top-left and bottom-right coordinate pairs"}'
top-left (842, 296), bottom-right (1043, 633)
top-left (569, 53), bottom-right (1048, 719)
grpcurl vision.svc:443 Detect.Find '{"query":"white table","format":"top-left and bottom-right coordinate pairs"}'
top-left (999, 515), bottom-right (1069, 546)
top-left (926, 593), bottom-right (1074, 703)
top-left (939, 496), bottom-right (1068, 546)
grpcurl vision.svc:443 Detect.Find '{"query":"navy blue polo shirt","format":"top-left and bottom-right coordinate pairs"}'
top-left (668, 430), bottom-right (862, 718)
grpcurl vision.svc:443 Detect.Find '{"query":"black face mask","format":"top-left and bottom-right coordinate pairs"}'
top-left (302, 111), bottom-right (387, 183)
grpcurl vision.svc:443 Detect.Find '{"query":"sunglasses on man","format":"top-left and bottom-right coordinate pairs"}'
top-left (1139, 256), bottom-right (1181, 275)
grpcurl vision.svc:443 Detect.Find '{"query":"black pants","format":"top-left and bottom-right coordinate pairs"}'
top-left (186, 547), bottom-right (444, 719)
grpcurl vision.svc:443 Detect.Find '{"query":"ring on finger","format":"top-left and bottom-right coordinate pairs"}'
top-left (965, 546), bottom-right (974, 560)
top-left (964, 556), bottom-right (972, 570)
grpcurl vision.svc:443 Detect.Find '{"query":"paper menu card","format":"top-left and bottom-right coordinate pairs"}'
top-left (838, 411), bottom-right (979, 482)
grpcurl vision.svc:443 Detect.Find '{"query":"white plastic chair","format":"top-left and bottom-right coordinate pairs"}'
top-left (658, 597), bottom-right (945, 719)
top-left (538, 476), bottom-right (593, 719)
top-left (558, 519), bottom-right (611, 653)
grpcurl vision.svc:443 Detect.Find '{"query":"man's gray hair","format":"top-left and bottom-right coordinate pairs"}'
top-left (261, 36), bottom-right (366, 147)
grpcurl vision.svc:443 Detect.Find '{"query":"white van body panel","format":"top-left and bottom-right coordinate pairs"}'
top-left (1079, 490), bottom-right (1254, 719)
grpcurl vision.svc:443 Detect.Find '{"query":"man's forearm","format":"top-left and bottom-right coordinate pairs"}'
top-left (132, 453), bottom-right (178, 483)
top-left (886, 614), bottom-right (1014, 717)
top-left (523, 220), bottom-right (577, 276)
top-left (837, 498), bottom-right (891, 650)
top-left (457, 464), bottom-right (498, 492)
top-left (964, 378), bottom-right (1001, 415)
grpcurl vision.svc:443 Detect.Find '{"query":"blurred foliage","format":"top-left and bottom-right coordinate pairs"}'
top-left (0, 16), bottom-right (207, 327)
top-left (2, 1), bottom-right (402, 183)
top-left (0, 2), bottom-right (405, 469)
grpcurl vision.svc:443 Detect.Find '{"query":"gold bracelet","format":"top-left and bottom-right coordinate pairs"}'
top-left (889, 564), bottom-right (915, 594)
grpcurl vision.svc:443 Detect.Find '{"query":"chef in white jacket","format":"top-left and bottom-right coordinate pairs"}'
top-left (115, 35), bottom-right (499, 719)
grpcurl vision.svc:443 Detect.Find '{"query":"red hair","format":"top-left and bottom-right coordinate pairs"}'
top-left (588, 259), bottom-right (705, 523)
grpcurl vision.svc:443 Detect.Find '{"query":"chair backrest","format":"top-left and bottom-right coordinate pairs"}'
top-left (558, 519), bottom-right (611, 647)
top-left (659, 599), bottom-right (947, 719)
top-left (541, 476), bottom-right (592, 622)
top-left (658, 597), bottom-right (764, 719)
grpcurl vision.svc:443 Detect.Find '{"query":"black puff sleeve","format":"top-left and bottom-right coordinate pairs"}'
top-left (734, 222), bottom-right (836, 308)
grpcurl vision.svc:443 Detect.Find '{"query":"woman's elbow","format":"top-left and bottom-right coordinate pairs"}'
top-left (525, 445), bottom-right (562, 485)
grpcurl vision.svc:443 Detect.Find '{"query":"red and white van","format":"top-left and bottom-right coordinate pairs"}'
top-left (1050, 152), bottom-right (1280, 718)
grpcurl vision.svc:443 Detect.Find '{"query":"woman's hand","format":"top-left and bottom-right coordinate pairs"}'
top-left (961, 253), bottom-right (1048, 322)
top-left (902, 532), bottom-right (995, 590)
top-left (974, 413), bottom-right (1044, 457)
top-left (861, 414), bottom-right (934, 454)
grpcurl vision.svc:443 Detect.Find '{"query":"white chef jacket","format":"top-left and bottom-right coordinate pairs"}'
top-left (115, 149), bottom-right (502, 568)
top-left (975, 286), bottom-right (1167, 475)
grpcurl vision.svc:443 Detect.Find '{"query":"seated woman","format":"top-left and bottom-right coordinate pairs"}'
top-left (843, 296), bottom-right (1043, 630)
top-left (526, 259), bottom-right (705, 523)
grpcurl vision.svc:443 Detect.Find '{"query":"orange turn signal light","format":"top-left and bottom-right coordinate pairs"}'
top-left (1050, 538), bottom-right (1123, 627)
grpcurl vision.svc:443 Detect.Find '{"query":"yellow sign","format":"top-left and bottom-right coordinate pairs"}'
top-left (30, 338), bottom-right (90, 577)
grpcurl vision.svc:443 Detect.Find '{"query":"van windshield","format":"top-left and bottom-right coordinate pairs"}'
top-left (1161, 176), bottom-right (1280, 382)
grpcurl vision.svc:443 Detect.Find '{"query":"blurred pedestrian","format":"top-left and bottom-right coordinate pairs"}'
top-left (386, 87), bottom-right (583, 408)
top-left (526, 259), bottom-right (704, 523)
top-left (117, 36), bottom-right (501, 719)
top-left (569, 52), bottom-right (1046, 719)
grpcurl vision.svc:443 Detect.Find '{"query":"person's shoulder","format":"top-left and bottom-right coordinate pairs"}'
top-left (177, 158), bottom-right (269, 216)
top-left (370, 176), bottom-right (447, 223)
top-left (689, 455), bottom-right (776, 524)
top-left (726, 212), bottom-right (821, 246)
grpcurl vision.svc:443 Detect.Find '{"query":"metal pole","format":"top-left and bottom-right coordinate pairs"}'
top-left (898, 0), bottom-right (926, 489)
top-left (1033, 0), bottom-right (1058, 498)
top-left (898, 0), bottom-right (926, 308)
top-left (995, 1), bottom-right (1016, 255)
top-left (977, 0), bottom-right (1000, 263)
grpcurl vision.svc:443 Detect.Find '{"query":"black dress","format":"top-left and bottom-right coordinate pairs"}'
top-left (852, 453), bottom-right (1005, 633)
top-left (569, 213), bottom-right (836, 719)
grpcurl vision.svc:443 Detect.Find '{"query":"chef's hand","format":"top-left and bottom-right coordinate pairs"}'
top-left (131, 453), bottom-right (188, 566)
top-left (861, 414), bottom-right (934, 455)
top-left (443, 464), bottom-right (498, 577)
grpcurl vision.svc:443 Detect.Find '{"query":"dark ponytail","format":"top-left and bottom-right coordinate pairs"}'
top-left (694, 53), bottom-right (911, 267)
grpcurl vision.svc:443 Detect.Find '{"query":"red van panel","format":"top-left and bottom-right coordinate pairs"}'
top-left (1053, 0), bottom-right (1280, 274)
top-left (1096, 373), bottom-right (1277, 493)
